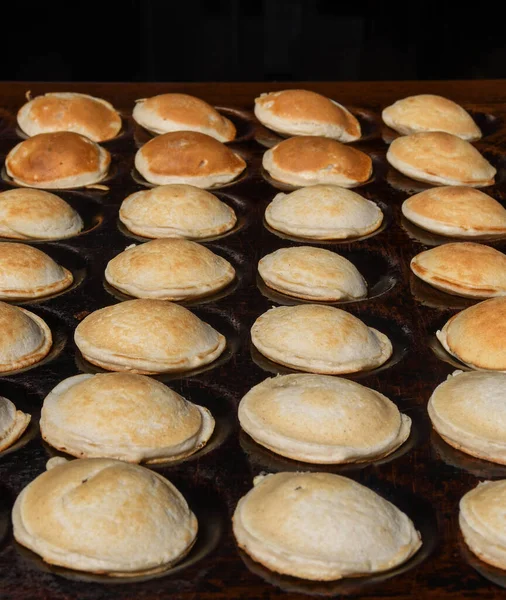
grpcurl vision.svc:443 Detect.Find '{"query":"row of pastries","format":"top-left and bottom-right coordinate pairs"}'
top-left (1, 88), bottom-right (506, 586)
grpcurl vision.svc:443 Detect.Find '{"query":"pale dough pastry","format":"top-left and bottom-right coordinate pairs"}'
top-left (105, 239), bottom-right (235, 300)
top-left (12, 458), bottom-right (198, 576)
top-left (387, 132), bottom-right (495, 187)
top-left (41, 373), bottom-right (215, 463)
top-left (233, 472), bottom-right (421, 580)
top-left (0, 189), bottom-right (83, 240)
top-left (0, 301), bottom-right (52, 373)
top-left (119, 184), bottom-right (237, 239)
top-left (258, 246), bottom-right (367, 301)
top-left (0, 242), bottom-right (73, 299)
top-left (428, 370), bottom-right (506, 464)
top-left (265, 185), bottom-right (383, 240)
top-left (0, 396), bottom-right (31, 452)
top-left (133, 93), bottom-right (235, 142)
top-left (74, 299), bottom-right (226, 374)
top-left (238, 374), bottom-right (411, 463)
top-left (251, 304), bottom-right (392, 374)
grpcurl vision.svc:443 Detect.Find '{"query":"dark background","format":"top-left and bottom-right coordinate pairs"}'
top-left (1, 0), bottom-right (505, 82)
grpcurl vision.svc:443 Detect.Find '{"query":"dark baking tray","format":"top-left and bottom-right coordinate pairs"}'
top-left (1, 81), bottom-right (506, 600)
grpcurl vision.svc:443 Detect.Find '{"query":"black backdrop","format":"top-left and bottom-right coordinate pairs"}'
top-left (1, 0), bottom-right (505, 82)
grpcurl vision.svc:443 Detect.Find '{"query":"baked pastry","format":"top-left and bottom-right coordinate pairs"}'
top-left (428, 370), bottom-right (506, 464)
top-left (105, 239), bottom-right (235, 300)
top-left (12, 457), bottom-right (197, 576)
top-left (437, 297), bottom-right (506, 371)
top-left (74, 299), bottom-right (225, 374)
top-left (41, 373), bottom-right (214, 463)
top-left (460, 479), bottom-right (506, 569)
top-left (258, 246), bottom-right (367, 301)
top-left (17, 92), bottom-right (122, 142)
top-left (0, 302), bottom-right (52, 373)
top-left (119, 184), bottom-right (237, 239)
top-left (238, 374), bottom-right (410, 463)
top-left (134, 131), bottom-right (245, 187)
top-left (233, 472), bottom-right (421, 580)
top-left (411, 243), bottom-right (506, 298)
top-left (382, 94), bottom-right (481, 141)
top-left (0, 396), bottom-right (31, 452)
top-left (402, 186), bottom-right (506, 238)
top-left (251, 304), bottom-right (392, 374)
top-left (262, 136), bottom-right (372, 188)
top-left (133, 93), bottom-right (235, 142)
top-left (254, 89), bottom-right (361, 142)
top-left (386, 132), bottom-right (495, 187)
top-left (264, 185), bottom-right (383, 240)
top-left (0, 242), bottom-right (73, 300)
top-left (5, 132), bottom-right (111, 189)
top-left (0, 189), bottom-right (83, 240)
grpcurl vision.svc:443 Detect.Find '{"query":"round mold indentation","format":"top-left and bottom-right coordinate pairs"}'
top-left (103, 244), bottom-right (246, 308)
top-left (459, 528), bottom-right (506, 589)
top-left (239, 404), bottom-right (423, 475)
top-left (0, 379), bottom-right (42, 458)
top-left (0, 154), bottom-right (122, 192)
top-left (215, 106), bottom-right (255, 143)
top-left (400, 213), bottom-right (506, 247)
top-left (116, 190), bottom-right (252, 244)
top-left (13, 480), bottom-right (226, 584)
top-left (262, 199), bottom-right (391, 246)
top-left (409, 272), bottom-right (483, 311)
top-left (0, 307), bottom-right (68, 377)
top-left (130, 164), bottom-right (250, 191)
top-left (250, 313), bottom-right (411, 381)
top-left (75, 306), bottom-right (242, 383)
top-left (0, 243), bottom-right (87, 305)
top-left (41, 379), bottom-right (235, 468)
top-left (253, 106), bottom-right (380, 149)
top-left (0, 190), bottom-right (105, 243)
top-left (469, 110), bottom-right (502, 139)
top-left (257, 247), bottom-right (398, 306)
top-left (430, 430), bottom-right (506, 480)
top-left (236, 476), bottom-right (437, 597)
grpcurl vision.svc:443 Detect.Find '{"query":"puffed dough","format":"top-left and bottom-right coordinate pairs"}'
top-left (265, 185), bottom-right (383, 240)
top-left (74, 299), bottom-right (226, 374)
top-left (429, 370), bottom-right (506, 464)
top-left (437, 297), bottom-right (506, 371)
top-left (0, 396), bottom-right (31, 452)
top-left (251, 304), bottom-right (392, 374)
top-left (233, 472), bottom-right (421, 580)
top-left (239, 374), bottom-right (411, 463)
top-left (17, 92), bottom-right (122, 142)
top-left (411, 243), bottom-right (506, 298)
top-left (402, 186), bottom-right (506, 238)
top-left (135, 131), bottom-right (245, 188)
top-left (258, 246), bottom-right (367, 301)
top-left (41, 373), bottom-right (215, 463)
top-left (5, 132), bottom-right (111, 189)
top-left (133, 93), bottom-right (236, 142)
top-left (254, 89), bottom-right (361, 142)
top-left (460, 480), bottom-right (506, 570)
top-left (12, 458), bottom-right (198, 576)
top-left (0, 189), bottom-right (83, 240)
top-left (0, 242), bottom-right (73, 299)
top-left (119, 184), bottom-right (237, 239)
top-left (0, 301), bottom-right (52, 373)
top-left (105, 239), bottom-right (235, 300)
top-left (387, 132), bottom-right (495, 187)
top-left (263, 136), bottom-right (372, 188)
top-left (382, 94), bottom-right (481, 141)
